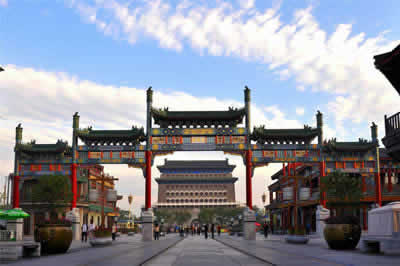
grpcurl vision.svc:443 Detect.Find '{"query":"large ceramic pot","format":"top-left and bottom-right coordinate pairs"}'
top-left (37, 225), bottom-right (73, 254)
top-left (323, 223), bottom-right (361, 250)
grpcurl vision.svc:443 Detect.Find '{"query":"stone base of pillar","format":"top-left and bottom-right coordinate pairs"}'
top-left (243, 208), bottom-right (256, 240)
top-left (141, 210), bottom-right (154, 242)
top-left (67, 208), bottom-right (81, 241)
top-left (7, 218), bottom-right (23, 241)
top-left (316, 205), bottom-right (330, 238)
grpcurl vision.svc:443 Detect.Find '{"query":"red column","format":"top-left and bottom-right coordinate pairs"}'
top-left (145, 150), bottom-right (152, 210)
top-left (269, 191), bottom-right (273, 203)
top-left (71, 163), bottom-right (77, 209)
top-left (319, 161), bottom-right (326, 207)
top-left (375, 172), bottom-right (382, 206)
top-left (13, 175), bottom-right (20, 208)
top-left (282, 163), bottom-right (286, 176)
top-left (246, 150), bottom-right (253, 209)
top-left (362, 174), bottom-right (366, 192)
top-left (388, 169), bottom-right (393, 192)
top-left (363, 206), bottom-right (367, 230)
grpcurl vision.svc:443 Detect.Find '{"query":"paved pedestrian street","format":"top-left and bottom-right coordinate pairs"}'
top-left (10, 234), bottom-right (400, 265)
top-left (14, 234), bottom-right (182, 266)
top-left (144, 236), bottom-right (268, 266)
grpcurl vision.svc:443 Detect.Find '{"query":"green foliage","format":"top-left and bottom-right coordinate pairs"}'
top-left (324, 216), bottom-right (360, 225)
top-left (32, 175), bottom-right (73, 214)
top-left (153, 209), bottom-right (191, 225)
top-left (199, 207), bottom-right (245, 224)
top-left (288, 226), bottom-right (305, 235)
top-left (320, 171), bottom-right (362, 208)
top-left (93, 228), bottom-right (112, 238)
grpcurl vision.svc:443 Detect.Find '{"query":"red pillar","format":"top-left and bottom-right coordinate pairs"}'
top-left (319, 161), bottom-right (326, 207)
top-left (375, 172), bottom-right (382, 206)
top-left (246, 150), bottom-right (253, 209)
top-left (13, 175), bottom-right (20, 208)
top-left (71, 163), bottom-right (77, 209)
top-left (363, 206), bottom-right (368, 230)
top-left (145, 150), bottom-right (152, 210)
top-left (282, 163), bottom-right (286, 176)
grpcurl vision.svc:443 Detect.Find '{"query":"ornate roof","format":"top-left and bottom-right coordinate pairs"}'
top-left (15, 140), bottom-right (70, 153)
top-left (322, 138), bottom-right (376, 153)
top-left (374, 44), bottom-right (400, 94)
top-left (76, 126), bottom-right (145, 145)
top-left (157, 159), bottom-right (235, 171)
top-left (151, 107), bottom-right (245, 128)
top-left (251, 125), bottom-right (319, 144)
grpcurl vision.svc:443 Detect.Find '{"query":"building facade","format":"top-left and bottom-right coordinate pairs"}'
top-left (266, 148), bottom-right (400, 233)
top-left (16, 141), bottom-right (121, 235)
top-left (155, 159), bottom-right (239, 209)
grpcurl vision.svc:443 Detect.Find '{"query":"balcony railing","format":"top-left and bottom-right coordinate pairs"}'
top-left (385, 112), bottom-right (400, 136)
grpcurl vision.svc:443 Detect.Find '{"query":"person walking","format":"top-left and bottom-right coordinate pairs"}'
top-left (263, 221), bottom-right (269, 238)
top-left (112, 223), bottom-right (117, 241)
top-left (217, 224), bottom-right (221, 237)
top-left (88, 220), bottom-right (95, 240)
top-left (154, 224), bottom-right (160, 240)
top-left (81, 222), bottom-right (88, 242)
top-left (204, 224), bottom-right (209, 239)
top-left (211, 223), bottom-right (215, 239)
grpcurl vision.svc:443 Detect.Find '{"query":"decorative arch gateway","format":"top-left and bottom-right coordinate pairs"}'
top-left (12, 87), bottom-right (382, 215)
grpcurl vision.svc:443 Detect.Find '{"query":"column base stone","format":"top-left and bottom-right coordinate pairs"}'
top-left (243, 208), bottom-right (256, 240)
top-left (141, 210), bottom-right (153, 242)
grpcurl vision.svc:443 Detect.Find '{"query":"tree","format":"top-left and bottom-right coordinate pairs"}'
top-left (320, 171), bottom-right (362, 216)
top-left (31, 175), bottom-right (73, 221)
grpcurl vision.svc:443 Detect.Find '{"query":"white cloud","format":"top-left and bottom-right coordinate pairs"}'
top-left (295, 107), bottom-right (305, 116)
top-left (0, 0), bottom-right (7, 7)
top-left (0, 64), bottom-right (313, 213)
top-left (66, 0), bottom-right (399, 139)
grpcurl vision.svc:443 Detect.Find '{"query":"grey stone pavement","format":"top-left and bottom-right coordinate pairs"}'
top-left (144, 235), bottom-right (268, 266)
top-left (216, 233), bottom-right (400, 266)
top-left (12, 234), bottom-right (182, 266)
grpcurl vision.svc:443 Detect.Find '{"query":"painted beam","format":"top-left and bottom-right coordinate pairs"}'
top-left (151, 127), bottom-right (247, 136)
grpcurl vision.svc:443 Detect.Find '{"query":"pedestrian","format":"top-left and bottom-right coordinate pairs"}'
top-left (217, 224), bottom-right (221, 236)
top-left (204, 224), bottom-right (208, 239)
top-left (112, 223), bottom-right (117, 241)
top-left (88, 220), bottom-right (95, 240)
top-left (81, 222), bottom-right (88, 242)
top-left (306, 223), bottom-right (311, 235)
top-left (263, 221), bottom-right (269, 238)
top-left (154, 223), bottom-right (160, 240)
top-left (211, 223), bottom-right (215, 239)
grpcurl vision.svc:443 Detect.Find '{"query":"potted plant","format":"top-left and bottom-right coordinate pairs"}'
top-left (89, 227), bottom-right (112, 246)
top-left (320, 171), bottom-right (362, 250)
top-left (32, 175), bottom-right (73, 254)
top-left (285, 226), bottom-right (309, 244)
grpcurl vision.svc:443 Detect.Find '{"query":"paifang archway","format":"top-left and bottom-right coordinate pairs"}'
top-left (12, 87), bottom-right (382, 239)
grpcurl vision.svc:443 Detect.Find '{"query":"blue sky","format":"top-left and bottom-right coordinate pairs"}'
top-left (1, 0), bottom-right (399, 212)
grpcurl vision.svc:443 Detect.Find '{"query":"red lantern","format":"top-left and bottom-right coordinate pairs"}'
top-left (128, 194), bottom-right (133, 205)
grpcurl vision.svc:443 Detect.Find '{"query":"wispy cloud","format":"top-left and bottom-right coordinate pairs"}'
top-left (66, 0), bottom-right (399, 138)
top-left (0, 0), bottom-right (7, 7)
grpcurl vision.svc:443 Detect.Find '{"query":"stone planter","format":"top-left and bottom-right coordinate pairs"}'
top-left (324, 223), bottom-right (361, 250)
top-left (89, 237), bottom-right (113, 247)
top-left (285, 235), bottom-right (309, 244)
top-left (37, 225), bottom-right (72, 254)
